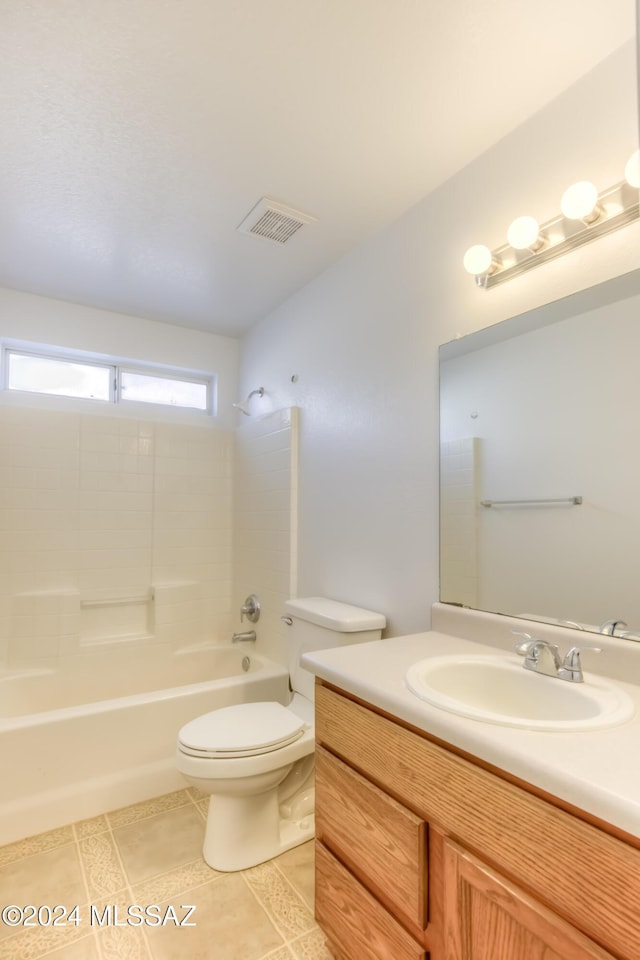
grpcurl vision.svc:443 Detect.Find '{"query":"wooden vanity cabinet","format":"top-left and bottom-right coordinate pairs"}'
top-left (314, 680), bottom-right (640, 960)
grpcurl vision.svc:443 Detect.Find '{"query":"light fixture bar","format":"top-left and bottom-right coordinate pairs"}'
top-left (468, 176), bottom-right (639, 289)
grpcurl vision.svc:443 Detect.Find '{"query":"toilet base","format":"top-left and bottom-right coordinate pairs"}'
top-left (202, 789), bottom-right (315, 871)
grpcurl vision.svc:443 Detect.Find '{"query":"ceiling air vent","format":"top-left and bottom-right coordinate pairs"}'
top-left (238, 197), bottom-right (317, 245)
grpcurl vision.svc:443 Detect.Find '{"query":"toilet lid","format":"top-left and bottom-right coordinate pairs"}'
top-left (178, 701), bottom-right (307, 758)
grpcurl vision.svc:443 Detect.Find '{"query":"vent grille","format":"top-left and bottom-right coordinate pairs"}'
top-left (238, 198), bottom-right (317, 245)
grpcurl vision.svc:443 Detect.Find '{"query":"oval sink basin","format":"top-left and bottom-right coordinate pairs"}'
top-left (405, 655), bottom-right (634, 731)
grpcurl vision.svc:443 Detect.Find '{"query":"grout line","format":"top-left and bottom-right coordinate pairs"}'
top-left (240, 868), bottom-right (313, 948)
top-left (73, 829), bottom-right (93, 910)
top-left (239, 871), bottom-right (288, 944)
top-left (105, 792), bottom-right (192, 832)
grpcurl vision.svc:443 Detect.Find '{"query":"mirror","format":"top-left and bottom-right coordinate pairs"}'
top-left (439, 268), bottom-right (640, 639)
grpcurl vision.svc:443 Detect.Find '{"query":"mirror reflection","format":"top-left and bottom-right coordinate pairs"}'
top-left (439, 268), bottom-right (640, 639)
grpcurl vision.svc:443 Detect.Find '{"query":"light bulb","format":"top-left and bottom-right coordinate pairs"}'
top-left (625, 149), bottom-right (640, 189)
top-left (507, 216), bottom-right (542, 251)
top-left (463, 244), bottom-right (493, 276)
top-left (561, 181), bottom-right (600, 222)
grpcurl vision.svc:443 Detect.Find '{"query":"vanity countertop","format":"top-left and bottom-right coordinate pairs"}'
top-left (302, 626), bottom-right (640, 840)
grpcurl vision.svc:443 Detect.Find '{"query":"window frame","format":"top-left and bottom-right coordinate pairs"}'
top-left (116, 364), bottom-right (213, 414)
top-left (2, 344), bottom-right (216, 416)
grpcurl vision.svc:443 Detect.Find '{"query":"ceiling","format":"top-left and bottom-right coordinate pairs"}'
top-left (0, 1), bottom-right (636, 338)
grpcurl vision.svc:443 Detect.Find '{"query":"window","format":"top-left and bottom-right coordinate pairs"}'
top-left (7, 352), bottom-right (112, 401)
top-left (119, 369), bottom-right (209, 411)
top-left (4, 347), bottom-right (214, 414)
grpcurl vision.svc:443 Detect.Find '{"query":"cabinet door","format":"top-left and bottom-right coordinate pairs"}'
top-left (443, 839), bottom-right (617, 960)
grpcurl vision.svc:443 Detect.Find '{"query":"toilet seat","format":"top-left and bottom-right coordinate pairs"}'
top-left (178, 701), bottom-right (307, 759)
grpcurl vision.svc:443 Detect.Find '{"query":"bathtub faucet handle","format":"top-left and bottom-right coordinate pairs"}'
top-left (240, 594), bottom-right (261, 623)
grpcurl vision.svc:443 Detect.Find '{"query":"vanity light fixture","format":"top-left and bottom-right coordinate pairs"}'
top-left (625, 149), bottom-right (640, 189)
top-left (464, 151), bottom-right (640, 287)
top-left (560, 181), bottom-right (603, 224)
top-left (462, 244), bottom-right (500, 277)
top-left (506, 216), bottom-right (544, 252)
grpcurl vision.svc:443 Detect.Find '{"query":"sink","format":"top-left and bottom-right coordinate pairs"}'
top-left (405, 654), bottom-right (634, 731)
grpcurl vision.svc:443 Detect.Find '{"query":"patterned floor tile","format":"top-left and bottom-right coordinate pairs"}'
top-left (131, 859), bottom-right (219, 905)
top-left (79, 833), bottom-right (128, 900)
top-left (0, 825), bottom-right (74, 867)
top-left (243, 861), bottom-right (315, 941)
top-left (186, 785), bottom-right (209, 803)
top-left (97, 923), bottom-right (151, 960)
top-left (274, 842), bottom-right (315, 910)
top-left (288, 928), bottom-right (335, 960)
top-left (73, 816), bottom-right (110, 841)
top-left (0, 913), bottom-right (90, 960)
top-left (107, 791), bottom-right (191, 830)
top-left (112, 805), bottom-right (205, 885)
top-left (37, 932), bottom-right (100, 959)
top-left (260, 947), bottom-right (296, 960)
top-left (0, 790), bottom-right (328, 960)
top-left (92, 892), bottom-right (151, 960)
top-left (144, 873), bottom-right (283, 960)
top-left (0, 845), bottom-right (87, 942)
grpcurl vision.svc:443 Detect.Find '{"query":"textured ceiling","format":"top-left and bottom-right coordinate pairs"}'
top-left (0, 1), bottom-right (636, 337)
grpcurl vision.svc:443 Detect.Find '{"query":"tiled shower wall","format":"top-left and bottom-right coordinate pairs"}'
top-left (233, 408), bottom-right (298, 664)
top-left (0, 405), bottom-right (233, 667)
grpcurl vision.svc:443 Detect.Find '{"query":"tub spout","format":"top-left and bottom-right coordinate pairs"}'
top-left (232, 630), bottom-right (256, 643)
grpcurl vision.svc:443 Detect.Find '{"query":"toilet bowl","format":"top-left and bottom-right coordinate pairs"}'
top-left (176, 597), bottom-right (385, 871)
top-left (177, 694), bottom-right (315, 871)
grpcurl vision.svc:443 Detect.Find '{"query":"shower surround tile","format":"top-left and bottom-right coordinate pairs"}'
top-left (0, 406), bottom-right (235, 666)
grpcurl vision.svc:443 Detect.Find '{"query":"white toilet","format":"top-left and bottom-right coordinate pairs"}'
top-left (176, 597), bottom-right (385, 871)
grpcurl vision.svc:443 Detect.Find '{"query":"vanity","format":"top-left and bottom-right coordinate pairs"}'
top-left (303, 604), bottom-right (640, 960)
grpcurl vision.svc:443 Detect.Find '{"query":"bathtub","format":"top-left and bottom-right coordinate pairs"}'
top-left (0, 645), bottom-right (290, 846)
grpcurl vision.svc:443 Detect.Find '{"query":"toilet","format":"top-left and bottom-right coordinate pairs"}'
top-left (176, 597), bottom-right (385, 871)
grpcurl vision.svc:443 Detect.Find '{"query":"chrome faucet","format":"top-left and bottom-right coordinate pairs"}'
top-left (598, 619), bottom-right (628, 636)
top-left (513, 632), bottom-right (600, 683)
top-left (232, 630), bottom-right (256, 643)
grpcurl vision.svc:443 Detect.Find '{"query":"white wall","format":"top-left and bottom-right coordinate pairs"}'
top-left (0, 286), bottom-right (240, 429)
top-left (239, 41), bottom-right (640, 637)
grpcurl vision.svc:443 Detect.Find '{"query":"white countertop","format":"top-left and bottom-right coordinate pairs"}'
top-left (302, 622), bottom-right (640, 839)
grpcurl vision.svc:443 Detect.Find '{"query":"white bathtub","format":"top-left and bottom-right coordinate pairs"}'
top-left (0, 646), bottom-right (290, 845)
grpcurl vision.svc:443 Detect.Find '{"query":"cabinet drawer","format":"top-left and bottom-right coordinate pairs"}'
top-left (316, 841), bottom-right (427, 960)
top-left (316, 746), bottom-right (427, 931)
top-left (316, 682), bottom-right (640, 960)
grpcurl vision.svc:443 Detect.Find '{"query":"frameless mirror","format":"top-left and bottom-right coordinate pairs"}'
top-left (439, 268), bottom-right (640, 639)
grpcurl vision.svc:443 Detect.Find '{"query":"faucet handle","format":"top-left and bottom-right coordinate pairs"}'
top-left (598, 619), bottom-right (628, 636)
top-left (559, 645), bottom-right (601, 682)
top-left (512, 631), bottom-right (535, 656)
top-left (240, 593), bottom-right (261, 623)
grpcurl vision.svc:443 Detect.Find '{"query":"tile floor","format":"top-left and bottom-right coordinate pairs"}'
top-left (0, 788), bottom-right (333, 960)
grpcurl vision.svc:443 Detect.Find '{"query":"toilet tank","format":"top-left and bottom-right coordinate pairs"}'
top-left (284, 597), bottom-right (386, 701)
